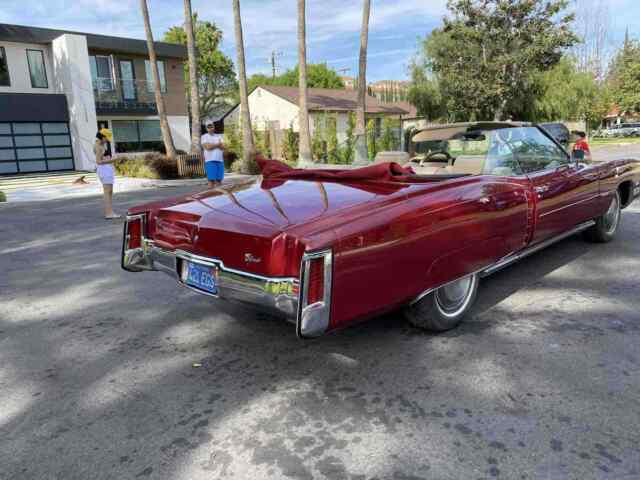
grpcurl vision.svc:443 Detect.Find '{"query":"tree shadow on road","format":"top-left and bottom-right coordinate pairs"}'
top-left (1, 201), bottom-right (640, 479)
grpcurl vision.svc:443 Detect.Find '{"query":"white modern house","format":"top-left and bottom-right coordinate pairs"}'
top-left (0, 23), bottom-right (190, 175)
top-left (222, 85), bottom-right (408, 146)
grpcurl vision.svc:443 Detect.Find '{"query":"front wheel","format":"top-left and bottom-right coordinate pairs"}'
top-left (584, 191), bottom-right (621, 243)
top-left (404, 273), bottom-right (479, 332)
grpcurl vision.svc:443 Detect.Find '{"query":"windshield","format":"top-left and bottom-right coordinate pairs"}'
top-left (412, 131), bottom-right (490, 160)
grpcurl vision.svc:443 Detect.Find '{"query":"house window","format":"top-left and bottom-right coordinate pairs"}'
top-left (89, 55), bottom-right (114, 91)
top-left (26, 49), bottom-right (48, 89)
top-left (112, 119), bottom-right (163, 153)
top-left (145, 60), bottom-right (166, 93)
top-left (0, 47), bottom-right (10, 86)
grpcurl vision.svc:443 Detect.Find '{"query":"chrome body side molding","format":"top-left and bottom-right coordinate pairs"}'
top-left (481, 220), bottom-right (595, 276)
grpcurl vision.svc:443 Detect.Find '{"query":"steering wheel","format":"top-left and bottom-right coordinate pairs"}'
top-left (424, 150), bottom-right (453, 164)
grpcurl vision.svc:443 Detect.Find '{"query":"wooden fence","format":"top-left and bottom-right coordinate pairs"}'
top-left (177, 153), bottom-right (205, 178)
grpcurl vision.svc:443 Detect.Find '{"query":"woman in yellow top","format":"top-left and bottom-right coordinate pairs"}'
top-left (95, 129), bottom-right (120, 219)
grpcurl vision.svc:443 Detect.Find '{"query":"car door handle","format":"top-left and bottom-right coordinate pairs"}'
top-left (478, 196), bottom-right (492, 205)
top-left (534, 185), bottom-right (549, 194)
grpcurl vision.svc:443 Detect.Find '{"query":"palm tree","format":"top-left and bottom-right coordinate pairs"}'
top-left (297, 0), bottom-right (313, 166)
top-left (353, 0), bottom-right (371, 165)
top-left (183, 0), bottom-right (201, 154)
top-left (140, 0), bottom-right (177, 158)
top-left (232, 0), bottom-right (257, 173)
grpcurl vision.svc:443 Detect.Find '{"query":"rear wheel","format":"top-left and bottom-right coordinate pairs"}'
top-left (584, 191), bottom-right (621, 243)
top-left (405, 273), bottom-right (479, 332)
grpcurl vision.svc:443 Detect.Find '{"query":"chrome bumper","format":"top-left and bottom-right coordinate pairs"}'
top-left (123, 240), bottom-right (300, 320)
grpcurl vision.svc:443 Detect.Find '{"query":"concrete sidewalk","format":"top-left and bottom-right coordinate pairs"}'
top-left (0, 172), bottom-right (253, 203)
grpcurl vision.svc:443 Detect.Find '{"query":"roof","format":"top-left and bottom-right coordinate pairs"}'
top-left (260, 85), bottom-right (410, 114)
top-left (0, 23), bottom-right (187, 59)
top-left (389, 101), bottom-right (418, 118)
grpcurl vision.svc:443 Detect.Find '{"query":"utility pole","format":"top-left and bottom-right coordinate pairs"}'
top-left (268, 50), bottom-right (283, 79)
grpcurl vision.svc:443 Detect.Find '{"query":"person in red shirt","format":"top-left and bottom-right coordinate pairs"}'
top-left (572, 131), bottom-right (592, 162)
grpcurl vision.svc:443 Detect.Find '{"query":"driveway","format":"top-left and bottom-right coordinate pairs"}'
top-left (1, 179), bottom-right (640, 479)
top-left (592, 142), bottom-right (640, 162)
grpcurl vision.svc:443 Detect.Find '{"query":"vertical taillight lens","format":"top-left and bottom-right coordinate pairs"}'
top-left (298, 250), bottom-right (332, 338)
top-left (126, 216), bottom-right (143, 250)
top-left (307, 257), bottom-right (325, 305)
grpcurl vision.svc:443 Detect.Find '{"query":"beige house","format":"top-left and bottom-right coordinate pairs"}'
top-left (222, 85), bottom-right (408, 147)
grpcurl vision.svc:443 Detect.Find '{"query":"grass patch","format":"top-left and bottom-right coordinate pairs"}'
top-left (0, 191), bottom-right (5, 202)
top-left (590, 137), bottom-right (640, 146)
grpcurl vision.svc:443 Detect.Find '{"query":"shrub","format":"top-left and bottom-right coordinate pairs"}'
top-left (311, 113), bottom-right (326, 162)
top-left (0, 191), bottom-right (6, 202)
top-left (339, 112), bottom-right (356, 164)
top-left (224, 122), bottom-right (243, 161)
top-left (282, 122), bottom-right (299, 164)
top-left (378, 117), bottom-right (400, 152)
top-left (144, 152), bottom-right (179, 179)
top-left (254, 130), bottom-right (272, 159)
top-left (114, 155), bottom-right (157, 179)
top-left (113, 153), bottom-right (178, 179)
top-left (326, 116), bottom-right (339, 164)
top-left (230, 159), bottom-right (244, 173)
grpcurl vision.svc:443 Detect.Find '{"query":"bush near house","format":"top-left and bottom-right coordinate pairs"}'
top-left (0, 191), bottom-right (6, 202)
top-left (114, 153), bottom-right (180, 180)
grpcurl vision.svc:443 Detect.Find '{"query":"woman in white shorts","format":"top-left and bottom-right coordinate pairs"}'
top-left (95, 131), bottom-right (120, 219)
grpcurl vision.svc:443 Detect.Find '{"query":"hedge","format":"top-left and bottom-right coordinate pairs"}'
top-left (114, 153), bottom-right (179, 180)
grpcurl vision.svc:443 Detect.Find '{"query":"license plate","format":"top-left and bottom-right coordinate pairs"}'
top-left (183, 261), bottom-right (218, 294)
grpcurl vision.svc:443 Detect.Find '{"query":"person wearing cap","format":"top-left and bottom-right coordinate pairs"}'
top-left (201, 122), bottom-right (225, 187)
top-left (94, 129), bottom-right (120, 219)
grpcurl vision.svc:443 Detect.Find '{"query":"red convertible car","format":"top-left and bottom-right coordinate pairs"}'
top-left (122, 122), bottom-right (640, 338)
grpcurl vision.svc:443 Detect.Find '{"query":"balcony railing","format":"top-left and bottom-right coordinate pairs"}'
top-left (93, 77), bottom-right (158, 114)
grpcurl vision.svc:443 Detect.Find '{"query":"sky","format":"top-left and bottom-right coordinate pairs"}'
top-left (2, 0), bottom-right (640, 82)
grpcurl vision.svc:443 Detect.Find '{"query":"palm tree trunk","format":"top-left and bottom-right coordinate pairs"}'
top-left (232, 0), bottom-right (256, 173)
top-left (297, 0), bottom-right (313, 166)
top-left (353, 0), bottom-right (371, 165)
top-left (183, 0), bottom-right (201, 155)
top-left (140, 0), bottom-right (177, 159)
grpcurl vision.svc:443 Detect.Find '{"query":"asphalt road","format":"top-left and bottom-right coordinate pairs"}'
top-left (1, 177), bottom-right (640, 479)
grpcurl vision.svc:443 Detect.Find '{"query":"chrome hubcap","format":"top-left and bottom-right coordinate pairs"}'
top-left (435, 275), bottom-right (475, 316)
top-left (603, 194), bottom-right (620, 235)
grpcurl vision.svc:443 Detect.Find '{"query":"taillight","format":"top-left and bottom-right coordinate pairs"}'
top-left (126, 215), bottom-right (144, 250)
top-left (307, 257), bottom-right (325, 304)
top-left (298, 250), bottom-right (332, 338)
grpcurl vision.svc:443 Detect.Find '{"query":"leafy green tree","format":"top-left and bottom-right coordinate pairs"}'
top-left (248, 63), bottom-right (345, 92)
top-left (407, 60), bottom-right (444, 121)
top-left (609, 39), bottom-right (640, 114)
top-left (535, 56), bottom-right (611, 130)
top-left (164, 14), bottom-right (237, 120)
top-left (418, 0), bottom-right (577, 121)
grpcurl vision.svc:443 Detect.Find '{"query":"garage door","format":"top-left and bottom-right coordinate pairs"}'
top-left (0, 122), bottom-right (74, 174)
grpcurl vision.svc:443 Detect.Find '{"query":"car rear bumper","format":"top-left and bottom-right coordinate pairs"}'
top-left (122, 240), bottom-right (300, 321)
